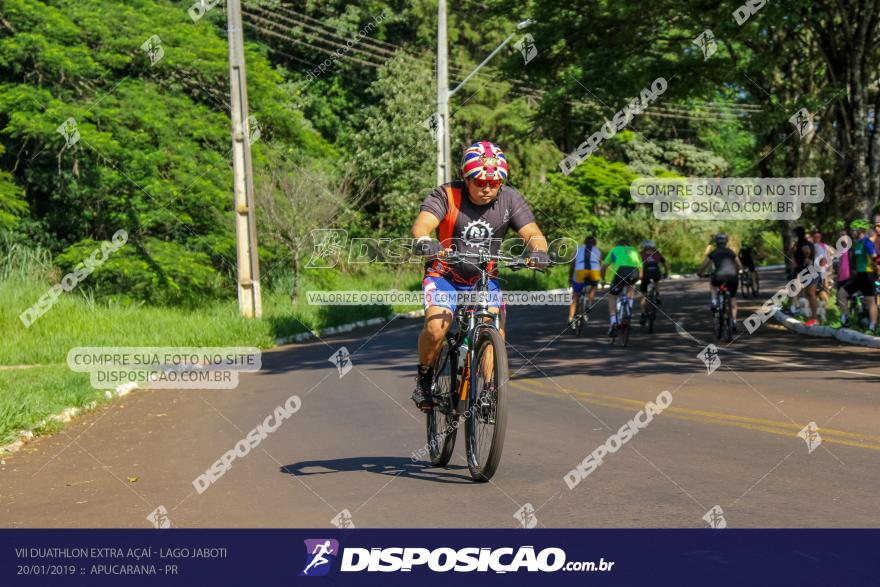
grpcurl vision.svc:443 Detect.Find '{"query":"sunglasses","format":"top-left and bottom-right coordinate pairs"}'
top-left (473, 178), bottom-right (502, 189)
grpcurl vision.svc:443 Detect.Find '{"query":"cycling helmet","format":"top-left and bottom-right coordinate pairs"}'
top-left (851, 219), bottom-right (870, 231)
top-left (643, 239), bottom-right (656, 250)
top-left (460, 141), bottom-right (509, 182)
top-left (715, 233), bottom-right (728, 246)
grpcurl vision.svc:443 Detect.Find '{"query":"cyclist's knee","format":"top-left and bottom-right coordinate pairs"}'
top-left (423, 309), bottom-right (452, 339)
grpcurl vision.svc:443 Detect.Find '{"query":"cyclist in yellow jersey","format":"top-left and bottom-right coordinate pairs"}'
top-left (568, 235), bottom-right (601, 329)
top-left (601, 238), bottom-right (643, 335)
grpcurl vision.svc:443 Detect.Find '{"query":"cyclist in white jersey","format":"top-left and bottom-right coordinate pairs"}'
top-left (568, 235), bottom-right (601, 328)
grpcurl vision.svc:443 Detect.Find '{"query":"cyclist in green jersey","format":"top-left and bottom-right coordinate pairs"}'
top-left (850, 220), bottom-right (878, 332)
top-left (601, 238), bottom-right (643, 335)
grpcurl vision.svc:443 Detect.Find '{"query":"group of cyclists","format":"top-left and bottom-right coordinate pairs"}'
top-left (568, 232), bottom-right (754, 335)
top-left (406, 139), bottom-right (880, 411)
top-left (568, 236), bottom-right (669, 335)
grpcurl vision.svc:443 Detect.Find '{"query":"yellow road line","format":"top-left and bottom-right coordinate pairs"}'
top-left (511, 378), bottom-right (880, 451)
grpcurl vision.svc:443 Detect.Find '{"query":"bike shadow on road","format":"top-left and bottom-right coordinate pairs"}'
top-left (280, 456), bottom-right (475, 484)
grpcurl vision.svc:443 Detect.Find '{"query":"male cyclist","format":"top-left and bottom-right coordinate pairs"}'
top-left (698, 233), bottom-right (743, 331)
top-left (410, 141), bottom-right (550, 411)
top-left (568, 235), bottom-right (601, 329)
top-left (738, 242), bottom-right (759, 293)
top-left (638, 239), bottom-right (668, 326)
top-left (601, 238), bottom-right (642, 335)
top-left (842, 219), bottom-right (878, 332)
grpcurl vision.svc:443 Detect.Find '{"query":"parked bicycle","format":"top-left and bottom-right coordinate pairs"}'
top-left (425, 249), bottom-right (549, 482)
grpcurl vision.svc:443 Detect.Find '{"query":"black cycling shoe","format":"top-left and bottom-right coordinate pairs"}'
top-left (411, 365), bottom-right (435, 412)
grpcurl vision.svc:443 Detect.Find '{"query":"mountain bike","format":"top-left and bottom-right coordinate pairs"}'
top-left (738, 269), bottom-right (754, 298)
top-left (610, 290), bottom-right (633, 346)
top-left (715, 283), bottom-right (734, 342)
top-left (425, 249), bottom-right (548, 482)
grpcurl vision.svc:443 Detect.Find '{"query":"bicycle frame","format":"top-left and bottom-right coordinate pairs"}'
top-left (442, 251), bottom-right (508, 412)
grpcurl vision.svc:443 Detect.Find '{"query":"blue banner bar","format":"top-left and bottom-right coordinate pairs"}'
top-left (2, 529), bottom-right (876, 586)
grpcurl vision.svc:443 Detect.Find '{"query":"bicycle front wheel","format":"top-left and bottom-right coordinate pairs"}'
top-left (464, 328), bottom-right (509, 482)
top-left (426, 340), bottom-right (458, 467)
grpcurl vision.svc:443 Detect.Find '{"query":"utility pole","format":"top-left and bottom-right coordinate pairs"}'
top-left (435, 12), bottom-right (534, 183)
top-left (227, 0), bottom-right (262, 318)
top-left (436, 0), bottom-right (451, 185)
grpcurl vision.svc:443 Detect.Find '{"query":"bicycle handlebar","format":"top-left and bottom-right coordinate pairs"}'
top-left (441, 249), bottom-right (557, 272)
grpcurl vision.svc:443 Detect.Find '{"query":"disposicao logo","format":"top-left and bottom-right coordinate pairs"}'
top-left (300, 539), bottom-right (339, 577)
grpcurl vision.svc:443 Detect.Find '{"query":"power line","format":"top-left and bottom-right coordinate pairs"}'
top-left (272, 4), bottom-right (401, 51)
top-left (244, 12), bottom-right (389, 68)
top-left (243, 20), bottom-right (383, 68)
top-left (245, 12), bottom-right (760, 121)
top-left (249, 5), bottom-right (398, 58)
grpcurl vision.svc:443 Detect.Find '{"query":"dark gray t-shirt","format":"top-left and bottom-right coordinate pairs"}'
top-left (420, 181), bottom-right (536, 282)
top-left (709, 247), bottom-right (738, 279)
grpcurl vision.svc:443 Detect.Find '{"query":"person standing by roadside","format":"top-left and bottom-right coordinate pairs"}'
top-left (812, 228), bottom-right (835, 323)
top-left (792, 227), bottom-right (820, 326)
top-left (836, 227), bottom-right (856, 328)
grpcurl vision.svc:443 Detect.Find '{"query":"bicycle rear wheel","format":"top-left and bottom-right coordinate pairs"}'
top-left (726, 302), bottom-right (734, 342)
top-left (426, 340), bottom-right (457, 467)
top-left (575, 295), bottom-right (586, 336)
top-left (715, 298), bottom-right (724, 340)
top-left (464, 328), bottom-right (509, 482)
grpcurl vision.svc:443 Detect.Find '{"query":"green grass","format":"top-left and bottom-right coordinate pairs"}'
top-left (0, 263), bottom-right (425, 445)
top-left (0, 268), bottom-right (424, 366)
top-left (0, 365), bottom-right (101, 445)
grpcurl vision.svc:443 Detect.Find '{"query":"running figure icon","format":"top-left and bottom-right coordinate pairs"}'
top-left (300, 539), bottom-right (339, 576)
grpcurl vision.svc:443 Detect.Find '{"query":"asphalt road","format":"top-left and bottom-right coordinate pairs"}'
top-left (2, 270), bottom-right (879, 528)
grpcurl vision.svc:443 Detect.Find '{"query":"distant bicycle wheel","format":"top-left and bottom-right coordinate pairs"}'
top-left (647, 286), bottom-right (658, 334)
top-left (576, 295), bottom-right (588, 336)
top-left (426, 340), bottom-right (457, 467)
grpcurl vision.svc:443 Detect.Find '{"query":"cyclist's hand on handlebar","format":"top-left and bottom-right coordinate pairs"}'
top-left (527, 250), bottom-right (551, 269)
top-left (413, 238), bottom-right (443, 258)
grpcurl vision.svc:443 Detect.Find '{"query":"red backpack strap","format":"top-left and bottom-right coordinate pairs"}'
top-left (426, 185), bottom-right (462, 278)
top-left (437, 185), bottom-right (461, 247)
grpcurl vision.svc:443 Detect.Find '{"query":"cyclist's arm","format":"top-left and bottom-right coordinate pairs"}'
top-left (411, 211), bottom-right (441, 240)
top-left (735, 256), bottom-right (744, 271)
top-left (517, 222), bottom-right (548, 253)
top-left (600, 251), bottom-right (614, 282)
top-left (697, 257), bottom-right (711, 275)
